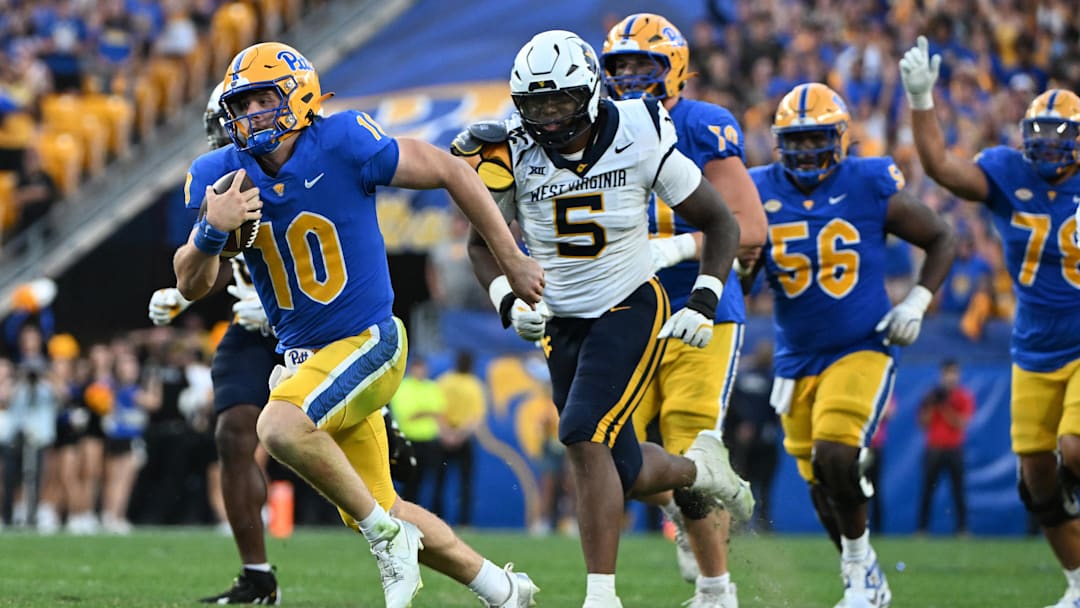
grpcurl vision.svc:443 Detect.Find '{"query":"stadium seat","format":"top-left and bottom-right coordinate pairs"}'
top-left (0, 171), bottom-right (17, 234)
top-left (146, 57), bottom-right (187, 118)
top-left (0, 112), bottom-right (37, 151)
top-left (35, 133), bottom-right (83, 197)
top-left (211, 2), bottom-right (258, 70)
top-left (132, 74), bottom-right (161, 142)
top-left (82, 93), bottom-right (134, 159)
top-left (40, 95), bottom-right (107, 177)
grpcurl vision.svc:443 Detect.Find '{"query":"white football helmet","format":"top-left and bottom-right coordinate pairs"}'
top-left (204, 81), bottom-right (230, 150)
top-left (509, 30), bottom-right (602, 149)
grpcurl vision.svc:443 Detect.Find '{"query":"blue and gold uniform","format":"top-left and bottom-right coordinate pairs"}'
top-left (185, 108), bottom-right (406, 515)
top-left (976, 146), bottom-right (1080, 454)
top-left (752, 155), bottom-right (902, 482)
top-left (634, 98), bottom-right (746, 455)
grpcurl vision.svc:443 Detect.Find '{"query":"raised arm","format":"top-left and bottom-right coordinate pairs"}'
top-left (900, 36), bottom-right (990, 202)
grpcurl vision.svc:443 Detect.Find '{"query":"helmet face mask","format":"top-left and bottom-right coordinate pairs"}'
top-left (601, 13), bottom-right (689, 101)
top-left (204, 81), bottom-right (230, 149)
top-left (509, 30), bottom-right (601, 149)
top-left (220, 43), bottom-right (323, 155)
top-left (772, 83), bottom-right (850, 188)
top-left (1020, 89), bottom-right (1080, 181)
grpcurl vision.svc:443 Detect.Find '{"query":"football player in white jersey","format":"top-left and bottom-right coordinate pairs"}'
top-left (457, 30), bottom-right (747, 608)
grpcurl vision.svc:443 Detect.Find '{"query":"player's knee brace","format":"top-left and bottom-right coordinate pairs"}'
top-left (812, 448), bottom-right (874, 509)
top-left (1019, 471), bottom-right (1080, 529)
top-left (673, 487), bottom-right (715, 520)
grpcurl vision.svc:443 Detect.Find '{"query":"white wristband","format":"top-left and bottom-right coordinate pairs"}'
top-left (692, 274), bottom-right (724, 299)
top-left (904, 285), bottom-right (934, 313)
top-left (907, 90), bottom-right (934, 111)
top-left (487, 275), bottom-right (513, 311)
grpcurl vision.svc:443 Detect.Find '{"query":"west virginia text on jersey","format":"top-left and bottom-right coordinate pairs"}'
top-left (977, 145), bottom-right (1080, 372)
top-left (752, 156), bottom-right (904, 378)
top-left (184, 111), bottom-right (398, 351)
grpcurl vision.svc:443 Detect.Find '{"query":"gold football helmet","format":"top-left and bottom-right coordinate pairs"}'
top-left (772, 83), bottom-right (851, 187)
top-left (1021, 89), bottom-right (1080, 180)
top-left (220, 42), bottom-right (325, 154)
top-left (601, 13), bottom-right (690, 101)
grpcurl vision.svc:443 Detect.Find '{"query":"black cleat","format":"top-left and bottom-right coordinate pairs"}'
top-left (200, 567), bottom-right (280, 605)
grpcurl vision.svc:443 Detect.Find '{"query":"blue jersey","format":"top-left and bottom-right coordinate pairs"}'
top-left (185, 112), bottom-right (400, 351)
top-left (977, 146), bottom-right (1080, 372)
top-left (752, 157), bottom-right (904, 377)
top-left (647, 98), bottom-right (744, 321)
top-left (103, 384), bottom-right (145, 440)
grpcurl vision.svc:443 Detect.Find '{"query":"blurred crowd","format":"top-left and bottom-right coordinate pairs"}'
top-left (655, 0), bottom-right (1079, 337)
top-left (0, 0), bottom-right (313, 246)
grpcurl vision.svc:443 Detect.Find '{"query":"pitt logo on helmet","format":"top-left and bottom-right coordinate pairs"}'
top-left (277, 49), bottom-right (312, 72)
top-left (601, 13), bottom-right (691, 101)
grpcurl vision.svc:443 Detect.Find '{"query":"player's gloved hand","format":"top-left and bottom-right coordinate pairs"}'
top-left (489, 274), bottom-right (551, 341)
top-left (268, 364), bottom-right (295, 391)
top-left (899, 35), bottom-right (942, 111)
top-left (875, 285), bottom-right (933, 346)
top-left (226, 284), bottom-right (270, 335)
top-left (649, 233), bottom-right (698, 274)
top-left (148, 288), bottom-right (192, 326)
top-left (658, 275), bottom-right (722, 348)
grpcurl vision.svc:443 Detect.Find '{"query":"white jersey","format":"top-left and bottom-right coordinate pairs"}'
top-left (496, 98), bottom-right (701, 317)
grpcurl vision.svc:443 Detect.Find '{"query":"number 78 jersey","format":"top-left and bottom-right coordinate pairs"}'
top-left (977, 146), bottom-right (1080, 372)
top-left (496, 98), bottom-right (701, 318)
top-left (751, 157), bottom-right (904, 375)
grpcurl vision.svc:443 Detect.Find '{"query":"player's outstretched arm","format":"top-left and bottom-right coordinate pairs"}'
top-left (901, 35), bottom-right (989, 202)
top-left (392, 137), bottom-right (543, 304)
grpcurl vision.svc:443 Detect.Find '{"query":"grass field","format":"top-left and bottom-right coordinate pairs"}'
top-left (0, 527), bottom-right (1063, 607)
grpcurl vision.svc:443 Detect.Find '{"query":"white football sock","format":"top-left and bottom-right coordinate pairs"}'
top-left (696, 573), bottom-right (731, 592)
top-left (468, 560), bottom-right (511, 604)
top-left (586, 573), bottom-right (617, 600)
top-left (1066, 565), bottom-right (1080, 589)
top-left (243, 563), bottom-right (272, 573)
top-left (357, 504), bottom-right (399, 544)
top-left (841, 529), bottom-right (870, 562)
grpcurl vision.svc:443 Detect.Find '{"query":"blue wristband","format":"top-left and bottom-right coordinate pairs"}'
top-left (193, 217), bottom-right (229, 256)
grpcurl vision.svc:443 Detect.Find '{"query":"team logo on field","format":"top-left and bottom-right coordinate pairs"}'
top-left (1014, 188), bottom-right (1033, 201)
top-left (763, 199), bottom-right (782, 213)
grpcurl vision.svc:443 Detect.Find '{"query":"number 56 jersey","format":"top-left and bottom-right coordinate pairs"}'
top-left (752, 157), bottom-right (904, 378)
top-left (495, 97), bottom-right (702, 318)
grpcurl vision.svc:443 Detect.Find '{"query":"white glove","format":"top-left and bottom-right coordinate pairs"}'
top-left (875, 285), bottom-right (933, 346)
top-left (899, 35), bottom-right (942, 111)
top-left (657, 275), bottom-right (723, 349)
top-left (227, 284), bottom-right (270, 334)
top-left (649, 233), bottom-right (697, 274)
top-left (148, 288), bottom-right (192, 326)
top-left (268, 364), bottom-right (295, 391)
top-left (510, 299), bottom-right (551, 342)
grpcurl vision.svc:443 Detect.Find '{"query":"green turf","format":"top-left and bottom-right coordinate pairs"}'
top-left (0, 527), bottom-right (1062, 607)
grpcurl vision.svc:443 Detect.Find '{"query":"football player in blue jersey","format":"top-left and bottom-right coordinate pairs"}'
top-left (172, 42), bottom-right (544, 608)
top-left (600, 13), bottom-right (767, 608)
top-left (458, 30), bottom-right (749, 608)
top-left (149, 82), bottom-right (285, 604)
top-left (902, 36), bottom-right (1080, 608)
top-left (750, 82), bottom-right (955, 608)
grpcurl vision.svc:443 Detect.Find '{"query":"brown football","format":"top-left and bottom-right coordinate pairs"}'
top-left (197, 170), bottom-right (260, 259)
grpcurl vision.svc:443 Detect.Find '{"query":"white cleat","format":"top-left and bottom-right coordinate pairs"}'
top-left (668, 509), bottom-right (700, 582)
top-left (683, 582), bottom-right (738, 608)
top-left (834, 548), bottom-right (891, 608)
top-left (486, 563), bottom-right (539, 608)
top-left (684, 431), bottom-right (754, 522)
top-left (370, 518), bottom-right (424, 608)
top-left (1045, 585), bottom-right (1080, 608)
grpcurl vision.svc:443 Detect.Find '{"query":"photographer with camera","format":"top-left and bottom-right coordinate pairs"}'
top-left (916, 358), bottom-right (975, 535)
